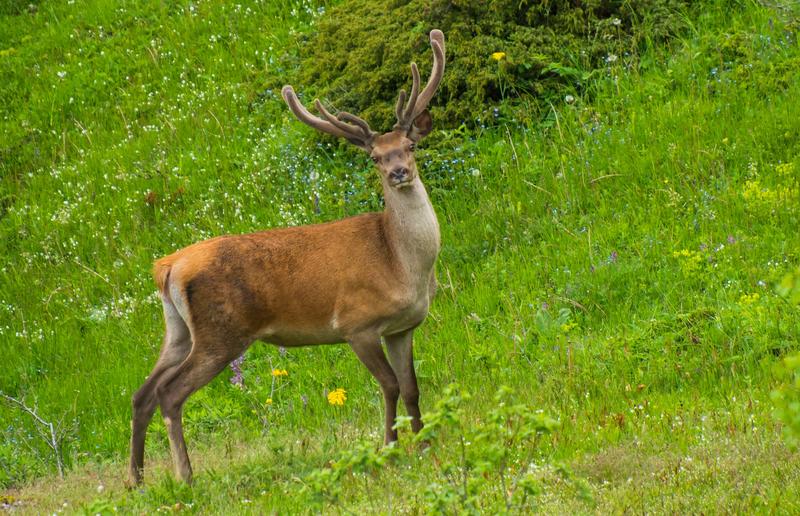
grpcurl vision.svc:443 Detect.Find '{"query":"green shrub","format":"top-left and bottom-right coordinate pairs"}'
top-left (277, 0), bottom-right (688, 129)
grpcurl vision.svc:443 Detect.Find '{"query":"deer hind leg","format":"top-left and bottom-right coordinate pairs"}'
top-left (128, 296), bottom-right (191, 487)
top-left (385, 329), bottom-right (423, 433)
top-left (349, 334), bottom-right (401, 444)
top-left (154, 340), bottom-right (244, 484)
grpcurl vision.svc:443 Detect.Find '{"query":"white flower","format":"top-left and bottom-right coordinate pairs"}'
top-left (564, 94), bottom-right (575, 104)
top-left (605, 54), bottom-right (618, 63)
top-left (57, 70), bottom-right (67, 78)
top-left (612, 18), bottom-right (622, 26)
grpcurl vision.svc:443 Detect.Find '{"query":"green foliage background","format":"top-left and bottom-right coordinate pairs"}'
top-left (1, 0), bottom-right (800, 512)
top-left (284, 0), bottom-right (688, 128)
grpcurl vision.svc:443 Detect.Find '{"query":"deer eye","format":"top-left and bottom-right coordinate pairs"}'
top-left (409, 143), bottom-right (416, 151)
top-left (371, 156), bottom-right (380, 164)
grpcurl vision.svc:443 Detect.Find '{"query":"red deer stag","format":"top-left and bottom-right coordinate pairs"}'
top-left (128, 29), bottom-right (446, 485)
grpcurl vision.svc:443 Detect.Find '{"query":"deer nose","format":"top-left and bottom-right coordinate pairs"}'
top-left (390, 167), bottom-right (410, 182)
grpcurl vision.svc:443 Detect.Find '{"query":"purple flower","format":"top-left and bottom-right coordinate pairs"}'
top-left (609, 251), bottom-right (618, 263)
top-left (230, 355), bottom-right (245, 387)
top-left (727, 235), bottom-right (736, 244)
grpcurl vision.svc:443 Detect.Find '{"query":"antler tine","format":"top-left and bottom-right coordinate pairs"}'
top-left (282, 86), bottom-right (353, 141)
top-left (282, 85), bottom-right (373, 148)
top-left (410, 29), bottom-right (445, 121)
top-left (337, 112), bottom-right (376, 141)
top-left (395, 63), bottom-right (420, 130)
top-left (314, 99), bottom-right (364, 136)
top-left (395, 89), bottom-right (407, 122)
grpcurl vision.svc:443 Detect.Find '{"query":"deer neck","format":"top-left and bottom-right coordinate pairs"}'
top-left (381, 177), bottom-right (440, 282)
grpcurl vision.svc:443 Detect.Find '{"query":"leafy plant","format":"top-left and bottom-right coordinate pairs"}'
top-left (412, 385), bottom-right (565, 513)
top-left (276, 0), bottom-right (689, 128)
top-left (302, 439), bottom-right (401, 509)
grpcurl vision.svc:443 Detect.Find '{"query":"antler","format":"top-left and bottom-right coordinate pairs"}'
top-left (394, 29), bottom-right (446, 131)
top-left (281, 86), bottom-right (377, 149)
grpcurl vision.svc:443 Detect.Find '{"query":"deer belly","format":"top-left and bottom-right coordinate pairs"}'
top-left (257, 323), bottom-right (344, 347)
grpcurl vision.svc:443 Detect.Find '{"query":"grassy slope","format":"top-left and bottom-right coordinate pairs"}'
top-left (2, 0), bottom-right (800, 513)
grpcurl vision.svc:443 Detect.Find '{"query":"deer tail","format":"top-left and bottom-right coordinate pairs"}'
top-left (152, 255), bottom-right (177, 295)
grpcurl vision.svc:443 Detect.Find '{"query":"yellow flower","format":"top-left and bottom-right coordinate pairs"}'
top-left (739, 293), bottom-right (760, 305)
top-left (327, 388), bottom-right (347, 406)
top-left (265, 398), bottom-right (273, 406)
top-left (271, 369), bottom-right (288, 377)
top-left (491, 51), bottom-right (506, 61)
top-left (560, 321), bottom-right (578, 334)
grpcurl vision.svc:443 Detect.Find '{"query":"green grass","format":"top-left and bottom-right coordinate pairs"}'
top-left (2, 0), bottom-right (800, 513)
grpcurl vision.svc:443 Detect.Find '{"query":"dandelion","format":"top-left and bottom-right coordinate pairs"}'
top-left (271, 369), bottom-right (288, 377)
top-left (490, 51), bottom-right (506, 61)
top-left (265, 398), bottom-right (273, 406)
top-left (327, 388), bottom-right (347, 406)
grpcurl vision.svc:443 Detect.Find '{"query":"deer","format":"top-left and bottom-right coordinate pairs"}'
top-left (127, 29), bottom-right (446, 485)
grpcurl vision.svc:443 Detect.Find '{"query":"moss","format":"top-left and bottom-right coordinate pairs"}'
top-left (277, 0), bottom-right (688, 130)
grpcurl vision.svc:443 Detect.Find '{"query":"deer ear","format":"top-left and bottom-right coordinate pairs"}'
top-left (408, 110), bottom-right (432, 142)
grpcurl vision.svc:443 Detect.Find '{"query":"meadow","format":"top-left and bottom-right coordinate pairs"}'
top-left (1, 0), bottom-right (800, 513)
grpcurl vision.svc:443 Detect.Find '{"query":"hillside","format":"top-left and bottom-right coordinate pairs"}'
top-left (1, 0), bottom-right (800, 513)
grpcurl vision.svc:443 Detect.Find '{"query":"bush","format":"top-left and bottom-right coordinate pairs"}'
top-left (278, 0), bottom-right (688, 129)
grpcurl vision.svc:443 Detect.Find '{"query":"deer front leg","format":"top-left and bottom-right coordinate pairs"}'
top-left (348, 335), bottom-right (400, 443)
top-left (385, 329), bottom-right (423, 433)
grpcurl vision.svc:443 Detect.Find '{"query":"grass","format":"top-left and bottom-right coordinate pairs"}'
top-left (1, 0), bottom-right (800, 513)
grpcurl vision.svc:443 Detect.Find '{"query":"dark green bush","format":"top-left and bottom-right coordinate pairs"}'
top-left (280, 0), bottom-right (688, 129)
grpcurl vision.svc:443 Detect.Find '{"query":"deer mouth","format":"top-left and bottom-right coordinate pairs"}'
top-left (391, 177), bottom-right (415, 188)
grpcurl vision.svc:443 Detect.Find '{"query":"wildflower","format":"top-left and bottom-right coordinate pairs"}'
top-left (57, 70), bottom-right (67, 78)
top-left (271, 368), bottom-right (288, 377)
top-left (230, 355), bottom-right (245, 387)
top-left (265, 398), bottom-right (273, 406)
top-left (564, 94), bottom-right (575, 104)
top-left (739, 293), bottom-right (760, 305)
top-left (777, 162), bottom-right (795, 178)
top-left (560, 322), bottom-right (578, 334)
top-left (490, 51), bottom-right (506, 61)
top-left (327, 388), bottom-right (347, 406)
top-left (605, 54), bottom-right (618, 63)
top-left (672, 249), bottom-right (703, 274)
top-left (612, 18), bottom-right (622, 26)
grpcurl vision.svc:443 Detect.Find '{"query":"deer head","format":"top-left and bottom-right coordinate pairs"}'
top-left (282, 29), bottom-right (445, 189)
